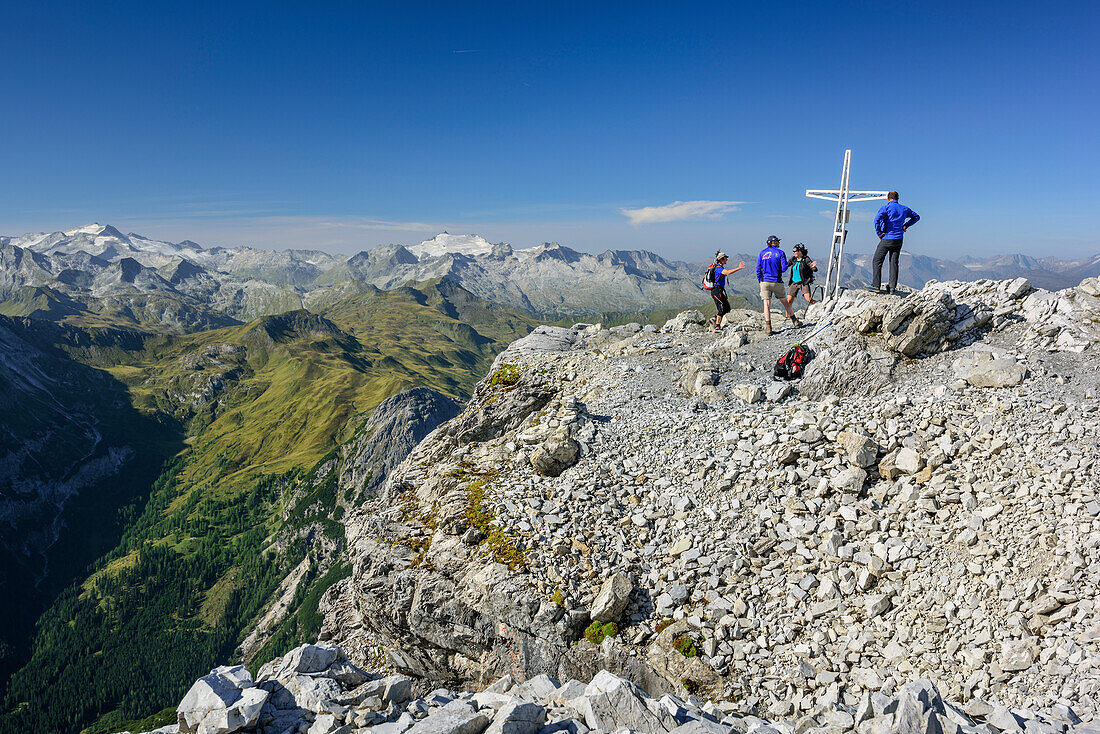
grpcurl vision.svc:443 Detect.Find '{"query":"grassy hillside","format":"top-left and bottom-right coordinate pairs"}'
top-left (0, 283), bottom-right (241, 334)
top-left (0, 283), bottom-right (535, 734)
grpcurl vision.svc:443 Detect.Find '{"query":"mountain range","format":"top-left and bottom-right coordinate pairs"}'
top-left (0, 226), bottom-right (707, 327)
top-left (3, 225), bottom-right (1097, 331)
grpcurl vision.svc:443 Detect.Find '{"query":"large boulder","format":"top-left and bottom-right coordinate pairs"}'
top-left (966, 357), bottom-right (1026, 388)
top-left (800, 332), bottom-right (899, 400)
top-left (257, 643), bottom-right (341, 680)
top-left (831, 466), bottom-right (868, 494)
top-left (662, 310), bottom-right (707, 333)
top-left (952, 350), bottom-right (1026, 388)
top-left (264, 674), bottom-right (344, 713)
top-left (730, 384), bottom-right (763, 404)
top-left (483, 700), bottom-right (547, 734)
top-left (590, 572), bottom-right (633, 623)
top-left (838, 430), bottom-right (880, 468)
top-left (679, 354), bottom-right (720, 397)
top-left (530, 434), bottom-right (580, 477)
top-left (578, 670), bottom-right (677, 734)
top-left (511, 674), bottom-right (560, 701)
top-left (177, 666), bottom-right (269, 734)
top-left (406, 700), bottom-right (491, 734)
top-left (495, 327), bottom-right (584, 364)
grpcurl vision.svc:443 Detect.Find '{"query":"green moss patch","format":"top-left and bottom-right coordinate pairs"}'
top-left (489, 363), bottom-right (521, 388)
top-left (463, 477), bottom-right (527, 571)
top-left (584, 621), bottom-right (618, 644)
top-left (673, 635), bottom-right (699, 658)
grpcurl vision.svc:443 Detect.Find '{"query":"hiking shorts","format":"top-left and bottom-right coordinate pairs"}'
top-left (788, 283), bottom-right (811, 299)
top-left (760, 281), bottom-right (785, 300)
top-left (711, 288), bottom-right (731, 317)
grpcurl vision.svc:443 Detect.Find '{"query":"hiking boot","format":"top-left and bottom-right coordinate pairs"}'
top-left (790, 316), bottom-right (803, 328)
top-left (864, 285), bottom-right (882, 294)
top-left (764, 321), bottom-right (772, 335)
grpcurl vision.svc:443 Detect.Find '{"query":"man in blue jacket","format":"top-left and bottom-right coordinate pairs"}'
top-left (757, 235), bottom-right (800, 335)
top-left (870, 191), bottom-right (920, 294)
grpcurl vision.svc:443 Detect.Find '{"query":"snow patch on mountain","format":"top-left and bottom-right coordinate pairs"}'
top-left (408, 232), bottom-right (535, 260)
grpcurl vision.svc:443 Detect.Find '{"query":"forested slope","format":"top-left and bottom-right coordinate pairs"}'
top-left (0, 282), bottom-right (534, 734)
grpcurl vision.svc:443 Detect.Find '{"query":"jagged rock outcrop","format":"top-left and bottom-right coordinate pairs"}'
top-left (177, 665), bottom-right (268, 734)
top-left (339, 388), bottom-right (461, 498)
top-left (118, 643), bottom-right (1093, 734)
top-left (799, 277), bottom-right (1100, 398)
top-left (319, 277), bottom-right (1100, 723)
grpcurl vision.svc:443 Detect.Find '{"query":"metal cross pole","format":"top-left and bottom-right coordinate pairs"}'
top-left (806, 149), bottom-right (889, 300)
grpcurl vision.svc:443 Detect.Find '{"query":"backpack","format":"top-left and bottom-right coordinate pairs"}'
top-left (702, 263), bottom-right (717, 290)
top-left (773, 343), bottom-right (812, 380)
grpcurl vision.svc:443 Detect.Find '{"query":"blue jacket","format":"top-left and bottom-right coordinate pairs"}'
top-left (757, 245), bottom-right (787, 283)
top-left (875, 200), bottom-right (920, 240)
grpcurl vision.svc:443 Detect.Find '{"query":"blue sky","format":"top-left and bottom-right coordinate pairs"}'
top-left (3, 0), bottom-right (1097, 260)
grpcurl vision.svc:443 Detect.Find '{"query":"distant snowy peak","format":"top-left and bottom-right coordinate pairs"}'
top-left (65, 223), bottom-right (118, 237)
top-left (16, 223), bottom-right (200, 265)
top-left (407, 232), bottom-right (533, 260)
top-left (6, 225), bottom-right (340, 283)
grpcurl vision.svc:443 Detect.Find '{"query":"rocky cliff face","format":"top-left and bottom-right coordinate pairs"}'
top-left (337, 387), bottom-right (461, 501)
top-left (319, 276), bottom-right (1100, 721)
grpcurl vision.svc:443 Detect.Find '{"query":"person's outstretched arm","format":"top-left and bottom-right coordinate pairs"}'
top-left (728, 261), bottom-right (745, 273)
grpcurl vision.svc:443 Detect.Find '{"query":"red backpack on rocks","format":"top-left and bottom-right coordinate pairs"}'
top-left (773, 343), bottom-right (811, 380)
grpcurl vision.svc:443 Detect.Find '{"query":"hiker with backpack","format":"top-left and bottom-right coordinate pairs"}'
top-left (757, 235), bottom-right (801, 335)
top-left (785, 243), bottom-right (818, 309)
top-left (702, 252), bottom-right (745, 332)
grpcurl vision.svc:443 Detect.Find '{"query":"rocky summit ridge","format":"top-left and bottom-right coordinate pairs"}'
top-left (122, 275), bottom-right (1099, 734)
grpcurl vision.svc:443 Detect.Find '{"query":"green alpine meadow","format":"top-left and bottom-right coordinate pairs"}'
top-left (0, 279), bottom-right (535, 734)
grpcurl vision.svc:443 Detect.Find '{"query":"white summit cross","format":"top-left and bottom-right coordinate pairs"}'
top-left (806, 149), bottom-right (889, 300)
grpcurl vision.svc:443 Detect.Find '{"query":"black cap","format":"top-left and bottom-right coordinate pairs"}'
top-left (767, 235), bottom-right (781, 245)
top-left (793, 243), bottom-right (807, 253)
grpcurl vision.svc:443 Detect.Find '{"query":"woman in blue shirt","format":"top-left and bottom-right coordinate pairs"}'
top-left (709, 252), bottom-right (745, 331)
top-left (785, 243), bottom-right (818, 309)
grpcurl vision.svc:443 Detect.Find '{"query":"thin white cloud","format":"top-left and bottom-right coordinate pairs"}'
top-left (314, 217), bottom-right (441, 232)
top-left (621, 200), bottom-right (744, 225)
